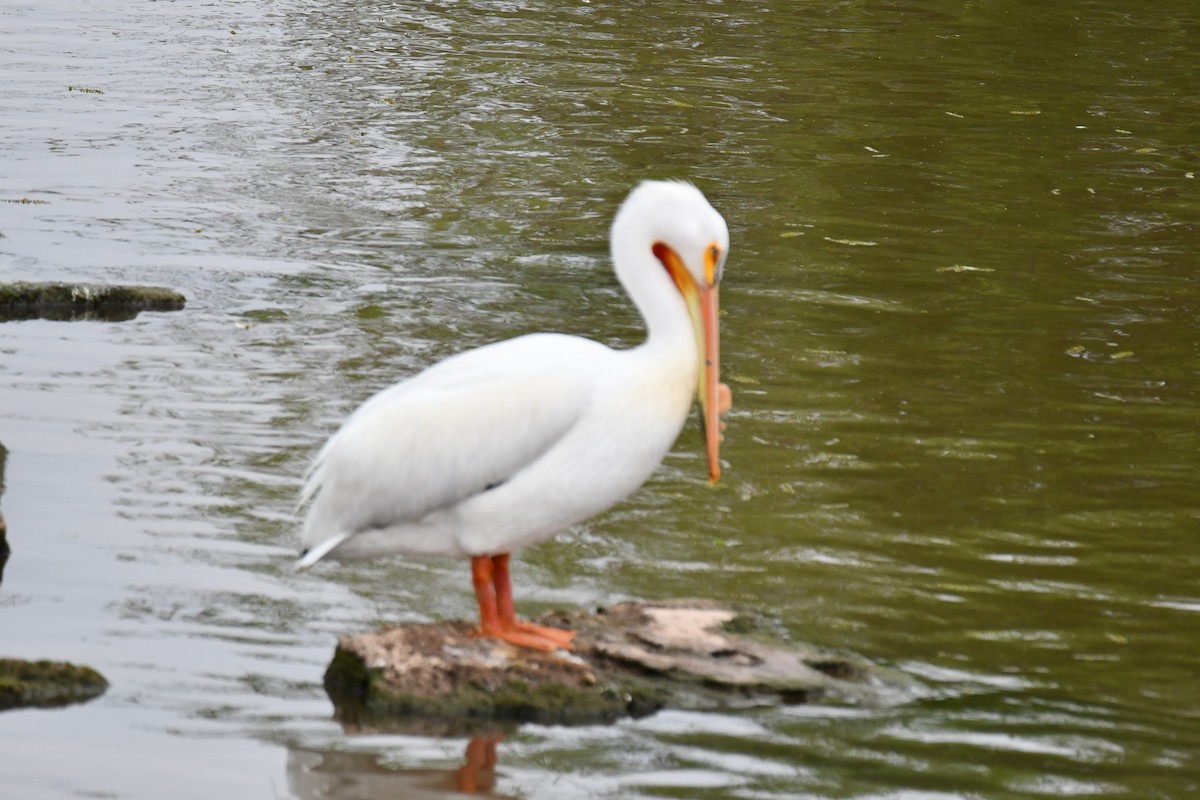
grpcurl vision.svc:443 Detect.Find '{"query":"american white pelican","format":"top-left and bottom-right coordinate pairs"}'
top-left (297, 180), bottom-right (730, 650)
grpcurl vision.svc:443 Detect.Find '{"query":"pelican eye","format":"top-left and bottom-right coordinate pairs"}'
top-left (704, 242), bottom-right (724, 286)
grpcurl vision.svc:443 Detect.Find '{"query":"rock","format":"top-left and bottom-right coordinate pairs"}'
top-left (0, 515), bottom-right (7, 587)
top-left (0, 441), bottom-right (7, 587)
top-left (324, 599), bottom-right (914, 732)
top-left (0, 659), bottom-right (109, 711)
top-left (0, 281), bottom-right (185, 321)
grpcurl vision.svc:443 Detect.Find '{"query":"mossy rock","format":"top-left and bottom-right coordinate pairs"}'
top-left (0, 440), bottom-right (7, 565)
top-left (325, 619), bottom-right (668, 734)
top-left (0, 281), bottom-right (185, 321)
top-left (0, 659), bottom-right (109, 711)
top-left (324, 600), bottom-right (915, 733)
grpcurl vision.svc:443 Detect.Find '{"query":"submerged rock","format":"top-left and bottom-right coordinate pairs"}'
top-left (0, 441), bottom-right (7, 586)
top-left (0, 659), bottom-right (109, 711)
top-left (0, 281), bottom-right (185, 321)
top-left (325, 599), bottom-right (912, 732)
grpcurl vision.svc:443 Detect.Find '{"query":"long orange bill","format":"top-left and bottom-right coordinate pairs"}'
top-left (653, 240), bottom-right (724, 485)
top-left (699, 284), bottom-right (721, 484)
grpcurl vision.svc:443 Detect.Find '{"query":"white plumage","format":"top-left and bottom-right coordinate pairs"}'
top-left (298, 180), bottom-right (730, 650)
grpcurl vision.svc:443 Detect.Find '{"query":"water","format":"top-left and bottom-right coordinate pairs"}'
top-left (2, 1), bottom-right (1197, 797)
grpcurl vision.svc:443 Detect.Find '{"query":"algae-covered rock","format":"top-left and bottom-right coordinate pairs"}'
top-left (0, 281), bottom-right (186, 321)
top-left (324, 619), bottom-right (663, 732)
top-left (0, 441), bottom-right (7, 586)
top-left (0, 659), bottom-right (109, 711)
top-left (324, 599), bottom-right (913, 732)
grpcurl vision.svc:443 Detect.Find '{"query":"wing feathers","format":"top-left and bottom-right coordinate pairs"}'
top-left (299, 335), bottom-right (597, 555)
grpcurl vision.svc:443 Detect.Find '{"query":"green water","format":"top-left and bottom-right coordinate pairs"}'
top-left (1, 1), bottom-right (1196, 797)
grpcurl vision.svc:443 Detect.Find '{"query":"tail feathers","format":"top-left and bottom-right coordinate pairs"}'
top-left (294, 532), bottom-right (350, 572)
top-left (295, 460), bottom-right (325, 514)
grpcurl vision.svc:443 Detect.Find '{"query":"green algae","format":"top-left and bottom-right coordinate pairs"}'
top-left (0, 282), bottom-right (185, 322)
top-left (0, 659), bottom-right (109, 711)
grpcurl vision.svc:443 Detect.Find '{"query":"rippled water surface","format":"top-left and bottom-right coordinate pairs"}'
top-left (2, 1), bottom-right (1197, 798)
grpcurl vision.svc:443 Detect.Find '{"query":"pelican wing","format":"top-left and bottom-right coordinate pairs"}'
top-left (300, 336), bottom-right (592, 547)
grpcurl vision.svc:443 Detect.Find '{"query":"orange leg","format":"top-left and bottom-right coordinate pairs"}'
top-left (471, 555), bottom-right (502, 636)
top-left (492, 554), bottom-right (576, 649)
top-left (470, 553), bottom-right (575, 651)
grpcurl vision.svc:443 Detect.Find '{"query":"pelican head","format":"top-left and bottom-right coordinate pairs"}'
top-left (611, 180), bottom-right (729, 484)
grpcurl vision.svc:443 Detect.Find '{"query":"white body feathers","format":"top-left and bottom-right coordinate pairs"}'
top-left (298, 180), bottom-right (728, 566)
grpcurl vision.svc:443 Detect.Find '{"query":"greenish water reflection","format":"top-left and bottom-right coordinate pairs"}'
top-left (2, 0), bottom-right (1196, 797)
top-left (268, 0), bottom-right (1198, 795)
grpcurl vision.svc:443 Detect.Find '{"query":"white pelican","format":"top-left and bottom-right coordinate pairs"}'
top-left (297, 180), bottom-right (730, 650)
